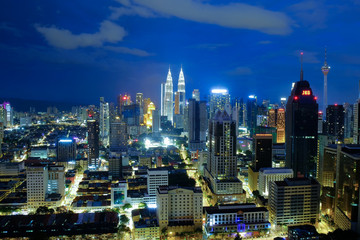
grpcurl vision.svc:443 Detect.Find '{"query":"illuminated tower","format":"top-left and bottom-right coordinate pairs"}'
top-left (321, 48), bottom-right (330, 116)
top-left (164, 68), bottom-right (174, 123)
top-left (177, 66), bottom-right (186, 114)
top-left (285, 52), bottom-right (318, 178)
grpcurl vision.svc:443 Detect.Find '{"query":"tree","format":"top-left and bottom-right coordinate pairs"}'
top-left (235, 233), bottom-right (242, 240)
top-left (160, 227), bottom-right (168, 240)
top-left (120, 214), bottom-right (130, 225)
top-left (122, 203), bottom-right (132, 211)
top-left (35, 206), bottom-right (54, 215)
top-left (138, 202), bottom-right (147, 208)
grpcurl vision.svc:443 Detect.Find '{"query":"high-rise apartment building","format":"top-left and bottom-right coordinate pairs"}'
top-left (156, 186), bottom-right (202, 231)
top-left (57, 138), bottom-right (76, 162)
top-left (285, 72), bottom-right (318, 178)
top-left (87, 120), bottom-right (99, 168)
top-left (99, 97), bottom-right (110, 146)
top-left (188, 99), bottom-right (207, 151)
top-left (269, 178), bottom-right (320, 226)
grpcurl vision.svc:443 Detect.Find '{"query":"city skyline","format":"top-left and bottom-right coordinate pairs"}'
top-left (1, 1), bottom-right (360, 106)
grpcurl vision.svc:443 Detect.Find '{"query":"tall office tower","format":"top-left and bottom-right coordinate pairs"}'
top-left (117, 94), bottom-right (131, 117)
top-left (174, 92), bottom-right (180, 115)
top-left (87, 120), bottom-right (100, 168)
top-left (161, 83), bottom-right (165, 116)
top-left (269, 178), bottom-right (320, 226)
top-left (268, 109), bottom-right (276, 128)
top-left (136, 93), bottom-right (143, 108)
top-left (164, 68), bottom-right (174, 123)
top-left (27, 165), bottom-right (65, 209)
top-left (258, 168), bottom-right (293, 198)
top-left (192, 89), bottom-right (200, 101)
top-left (109, 118), bottom-right (128, 152)
top-left (0, 107), bottom-right (6, 128)
top-left (318, 111), bottom-right (324, 134)
top-left (3, 102), bottom-right (13, 127)
top-left (233, 97), bottom-right (244, 127)
top-left (109, 156), bottom-right (123, 179)
top-left (285, 59), bottom-right (318, 178)
top-left (57, 138), bottom-right (76, 161)
top-left (205, 110), bottom-right (244, 204)
top-left (147, 168), bottom-right (168, 207)
top-left (333, 145), bottom-right (360, 233)
top-left (276, 108), bottom-right (285, 143)
top-left (344, 103), bottom-right (353, 140)
top-left (246, 95), bottom-right (258, 135)
top-left (122, 104), bottom-right (141, 126)
top-left (156, 186), bottom-right (203, 231)
top-left (280, 97), bottom-right (287, 108)
top-left (209, 89), bottom-right (230, 118)
top-left (326, 104), bottom-right (344, 141)
top-left (143, 102), bottom-right (155, 127)
top-left (177, 67), bottom-right (186, 114)
top-left (99, 97), bottom-right (110, 146)
top-left (321, 48), bottom-right (330, 116)
top-left (152, 109), bottom-right (161, 133)
top-left (0, 122), bottom-right (3, 157)
top-left (253, 134), bottom-right (273, 171)
top-left (188, 99), bottom-right (207, 151)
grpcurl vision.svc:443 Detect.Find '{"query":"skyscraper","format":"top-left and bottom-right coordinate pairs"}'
top-left (344, 103), bottom-right (353, 140)
top-left (161, 83), bottom-right (165, 116)
top-left (177, 66), bottom-right (186, 114)
top-left (246, 95), bottom-right (258, 136)
top-left (136, 93), bottom-right (143, 108)
top-left (99, 97), bottom-right (110, 146)
top-left (321, 48), bottom-right (330, 116)
top-left (109, 118), bottom-right (128, 153)
top-left (326, 104), bottom-right (344, 141)
top-left (87, 120), bottom-right (100, 168)
top-left (253, 134), bottom-right (273, 171)
top-left (164, 68), bottom-right (174, 123)
top-left (192, 89), bottom-right (200, 101)
top-left (188, 99), bottom-right (207, 151)
top-left (205, 110), bottom-right (244, 204)
top-left (285, 55), bottom-right (318, 178)
top-left (57, 138), bottom-right (76, 162)
top-left (209, 89), bottom-right (230, 118)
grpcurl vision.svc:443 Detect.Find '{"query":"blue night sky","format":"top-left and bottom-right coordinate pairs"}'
top-left (1, 0), bottom-right (360, 109)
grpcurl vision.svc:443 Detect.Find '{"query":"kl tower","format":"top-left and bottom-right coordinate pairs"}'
top-left (321, 48), bottom-right (330, 117)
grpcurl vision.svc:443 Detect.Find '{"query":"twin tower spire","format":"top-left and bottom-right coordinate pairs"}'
top-left (163, 66), bottom-right (186, 123)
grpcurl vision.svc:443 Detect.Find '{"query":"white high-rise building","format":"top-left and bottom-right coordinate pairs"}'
top-left (27, 165), bottom-right (65, 209)
top-left (164, 68), bottom-right (174, 123)
top-left (258, 168), bottom-right (293, 197)
top-left (99, 97), bottom-right (110, 146)
top-left (147, 168), bottom-right (168, 207)
top-left (177, 67), bottom-right (186, 115)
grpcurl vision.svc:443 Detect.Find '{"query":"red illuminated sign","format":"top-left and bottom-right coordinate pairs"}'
top-left (302, 90), bottom-right (311, 95)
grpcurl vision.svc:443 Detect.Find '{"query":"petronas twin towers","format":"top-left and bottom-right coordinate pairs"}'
top-left (161, 67), bottom-right (185, 123)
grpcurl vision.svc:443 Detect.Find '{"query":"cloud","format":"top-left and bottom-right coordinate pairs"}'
top-left (289, 1), bottom-right (327, 29)
top-left (192, 43), bottom-right (230, 50)
top-left (258, 40), bottom-right (272, 45)
top-left (113, 0), bottom-right (292, 35)
top-left (109, 6), bottom-right (155, 19)
top-left (228, 66), bottom-right (253, 76)
top-left (35, 20), bottom-right (127, 49)
top-left (104, 46), bottom-right (151, 56)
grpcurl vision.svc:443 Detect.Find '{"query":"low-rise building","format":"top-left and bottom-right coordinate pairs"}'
top-left (204, 203), bottom-right (271, 237)
top-left (132, 208), bottom-right (160, 240)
